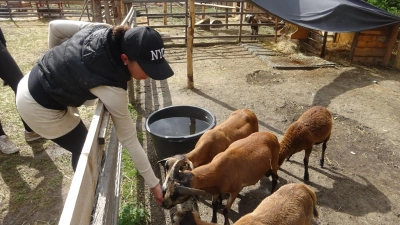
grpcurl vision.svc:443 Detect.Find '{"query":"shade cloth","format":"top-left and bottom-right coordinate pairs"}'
top-left (251, 0), bottom-right (400, 32)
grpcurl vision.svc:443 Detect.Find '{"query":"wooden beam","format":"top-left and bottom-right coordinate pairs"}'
top-left (163, 2), bottom-right (167, 25)
top-left (395, 40), bottom-right (400, 69)
top-left (383, 22), bottom-right (400, 65)
top-left (93, 0), bottom-right (102, 22)
top-left (187, 0), bottom-right (195, 89)
top-left (98, 109), bottom-right (110, 145)
top-left (114, 0), bottom-right (123, 25)
top-left (91, 128), bottom-right (122, 225)
top-left (349, 32), bottom-right (360, 63)
top-left (274, 18), bottom-right (278, 43)
top-left (225, 8), bottom-right (228, 29)
top-left (238, 2), bottom-right (243, 43)
top-left (321, 31), bottom-right (328, 57)
top-left (103, 0), bottom-right (111, 24)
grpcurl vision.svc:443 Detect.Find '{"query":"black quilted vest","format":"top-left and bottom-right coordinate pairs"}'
top-left (29, 25), bottom-right (131, 109)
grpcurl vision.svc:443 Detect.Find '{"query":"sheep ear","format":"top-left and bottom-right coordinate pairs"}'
top-left (176, 186), bottom-right (208, 196)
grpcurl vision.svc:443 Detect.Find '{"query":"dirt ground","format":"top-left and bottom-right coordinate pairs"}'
top-left (130, 43), bottom-right (400, 225)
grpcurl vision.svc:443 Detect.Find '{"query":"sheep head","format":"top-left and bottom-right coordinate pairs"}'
top-left (161, 159), bottom-right (207, 209)
top-left (244, 14), bottom-right (255, 23)
top-left (158, 154), bottom-right (194, 177)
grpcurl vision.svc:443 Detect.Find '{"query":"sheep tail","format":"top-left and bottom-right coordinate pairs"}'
top-left (313, 206), bottom-right (319, 218)
top-left (304, 184), bottom-right (319, 218)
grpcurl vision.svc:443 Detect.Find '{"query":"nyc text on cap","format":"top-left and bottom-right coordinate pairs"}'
top-left (122, 26), bottom-right (174, 80)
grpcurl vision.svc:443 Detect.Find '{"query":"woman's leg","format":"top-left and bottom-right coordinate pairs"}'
top-left (51, 120), bottom-right (88, 171)
top-left (0, 39), bottom-right (34, 133)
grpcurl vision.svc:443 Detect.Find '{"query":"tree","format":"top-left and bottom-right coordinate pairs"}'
top-left (367, 0), bottom-right (400, 16)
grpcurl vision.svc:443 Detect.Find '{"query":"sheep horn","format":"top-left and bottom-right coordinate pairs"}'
top-left (157, 159), bottom-right (167, 164)
top-left (187, 161), bottom-right (194, 170)
top-left (175, 186), bottom-right (208, 196)
top-left (171, 159), bottom-right (187, 179)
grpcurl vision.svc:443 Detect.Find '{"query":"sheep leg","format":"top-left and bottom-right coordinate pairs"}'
top-left (223, 192), bottom-right (239, 225)
top-left (320, 139), bottom-right (328, 168)
top-left (254, 26), bottom-right (259, 40)
top-left (211, 194), bottom-right (220, 223)
top-left (264, 169), bottom-right (278, 193)
top-left (304, 148), bottom-right (312, 181)
top-left (271, 172), bottom-right (278, 193)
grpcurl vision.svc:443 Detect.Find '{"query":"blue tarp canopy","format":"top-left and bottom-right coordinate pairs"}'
top-left (251, 0), bottom-right (400, 32)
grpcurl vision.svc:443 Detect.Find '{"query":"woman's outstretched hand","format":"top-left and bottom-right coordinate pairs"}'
top-left (151, 183), bottom-right (164, 206)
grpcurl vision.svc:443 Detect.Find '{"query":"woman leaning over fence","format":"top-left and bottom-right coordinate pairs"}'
top-left (15, 20), bottom-right (174, 205)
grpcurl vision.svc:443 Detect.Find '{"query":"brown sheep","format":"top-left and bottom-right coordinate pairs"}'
top-left (158, 109), bottom-right (258, 193)
top-left (172, 183), bottom-right (318, 225)
top-left (279, 106), bottom-right (333, 181)
top-left (162, 131), bottom-right (280, 225)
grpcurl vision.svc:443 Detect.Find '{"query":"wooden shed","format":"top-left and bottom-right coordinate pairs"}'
top-left (289, 23), bottom-right (400, 65)
top-left (251, 0), bottom-right (400, 67)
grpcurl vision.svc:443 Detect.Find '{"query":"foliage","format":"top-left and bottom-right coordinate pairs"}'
top-left (118, 203), bottom-right (149, 225)
top-left (128, 103), bottom-right (137, 116)
top-left (367, 0), bottom-right (400, 16)
top-left (120, 147), bottom-right (140, 204)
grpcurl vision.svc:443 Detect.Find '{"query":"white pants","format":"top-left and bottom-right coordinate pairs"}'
top-left (16, 73), bottom-right (81, 139)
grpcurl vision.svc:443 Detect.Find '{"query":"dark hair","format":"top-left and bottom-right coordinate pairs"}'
top-left (112, 25), bottom-right (130, 41)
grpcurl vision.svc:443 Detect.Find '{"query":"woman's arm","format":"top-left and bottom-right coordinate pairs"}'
top-left (90, 85), bottom-right (163, 204)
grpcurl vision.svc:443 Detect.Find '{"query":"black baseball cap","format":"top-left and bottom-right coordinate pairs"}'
top-left (122, 26), bottom-right (174, 80)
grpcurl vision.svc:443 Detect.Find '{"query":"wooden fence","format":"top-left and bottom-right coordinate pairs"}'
top-left (0, 1), bottom-right (91, 19)
top-left (58, 100), bottom-right (122, 225)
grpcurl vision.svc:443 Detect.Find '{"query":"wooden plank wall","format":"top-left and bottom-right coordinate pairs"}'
top-left (352, 23), bottom-right (400, 64)
top-left (297, 29), bottom-right (326, 56)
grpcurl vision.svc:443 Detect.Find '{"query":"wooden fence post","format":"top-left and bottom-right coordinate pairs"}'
top-left (383, 22), bottom-right (400, 66)
top-left (395, 41), bottom-right (400, 69)
top-left (187, 0), bottom-right (195, 89)
top-left (93, 0), bottom-right (102, 22)
top-left (103, 0), bottom-right (111, 24)
top-left (164, 2), bottom-right (167, 25)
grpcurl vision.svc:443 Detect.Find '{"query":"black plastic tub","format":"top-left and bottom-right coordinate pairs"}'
top-left (145, 105), bottom-right (216, 160)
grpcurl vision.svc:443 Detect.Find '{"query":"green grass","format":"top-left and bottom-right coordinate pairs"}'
top-left (121, 103), bottom-right (142, 206)
top-left (117, 104), bottom-right (149, 224)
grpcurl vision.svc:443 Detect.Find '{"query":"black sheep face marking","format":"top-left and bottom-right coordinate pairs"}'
top-left (161, 161), bottom-right (193, 209)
